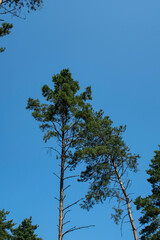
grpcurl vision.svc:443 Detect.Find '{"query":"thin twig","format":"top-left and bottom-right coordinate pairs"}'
top-left (53, 172), bottom-right (60, 179)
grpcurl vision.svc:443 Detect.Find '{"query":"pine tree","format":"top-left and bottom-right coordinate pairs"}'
top-left (26, 69), bottom-right (92, 240)
top-left (134, 146), bottom-right (160, 240)
top-left (69, 109), bottom-right (140, 240)
top-left (12, 217), bottom-right (42, 240)
top-left (0, 209), bottom-right (15, 240)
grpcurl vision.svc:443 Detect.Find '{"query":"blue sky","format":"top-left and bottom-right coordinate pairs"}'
top-left (1, 0), bottom-right (160, 239)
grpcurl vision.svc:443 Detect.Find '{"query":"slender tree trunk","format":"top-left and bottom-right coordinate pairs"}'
top-left (58, 111), bottom-right (65, 240)
top-left (111, 158), bottom-right (138, 240)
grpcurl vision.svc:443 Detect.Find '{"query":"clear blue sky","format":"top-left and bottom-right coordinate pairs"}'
top-left (1, 0), bottom-right (160, 239)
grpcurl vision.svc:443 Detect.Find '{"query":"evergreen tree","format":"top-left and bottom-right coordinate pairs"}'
top-left (12, 217), bottom-right (42, 240)
top-left (0, 22), bottom-right (13, 52)
top-left (0, 209), bottom-right (15, 240)
top-left (26, 69), bottom-right (92, 240)
top-left (69, 110), bottom-right (140, 240)
top-left (135, 146), bottom-right (160, 240)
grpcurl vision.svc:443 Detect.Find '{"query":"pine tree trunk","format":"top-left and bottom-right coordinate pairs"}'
top-left (111, 158), bottom-right (138, 240)
top-left (58, 111), bottom-right (65, 240)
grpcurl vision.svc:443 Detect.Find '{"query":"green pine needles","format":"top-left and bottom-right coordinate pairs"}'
top-left (0, 23), bottom-right (13, 52)
top-left (135, 146), bottom-right (160, 240)
top-left (26, 69), bottom-right (141, 240)
top-left (0, 209), bottom-right (15, 239)
top-left (26, 69), bottom-right (92, 145)
top-left (12, 217), bottom-right (42, 240)
top-left (69, 109), bottom-right (140, 240)
top-left (0, 210), bottom-right (42, 240)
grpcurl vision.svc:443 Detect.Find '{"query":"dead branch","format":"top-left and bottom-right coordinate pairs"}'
top-left (120, 213), bottom-right (128, 236)
top-left (63, 210), bottom-right (71, 220)
top-left (62, 225), bottom-right (95, 237)
top-left (43, 146), bottom-right (61, 156)
top-left (62, 221), bottom-right (70, 227)
top-left (54, 197), bottom-right (60, 202)
top-left (63, 198), bottom-right (83, 212)
top-left (64, 175), bottom-right (79, 180)
top-left (64, 185), bottom-right (71, 191)
top-left (53, 172), bottom-right (60, 180)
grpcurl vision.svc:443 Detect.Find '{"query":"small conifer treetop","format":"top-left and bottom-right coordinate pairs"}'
top-left (0, 209), bottom-right (15, 239)
top-left (12, 217), bottom-right (42, 240)
top-left (135, 146), bottom-right (160, 240)
top-left (26, 69), bottom-right (93, 240)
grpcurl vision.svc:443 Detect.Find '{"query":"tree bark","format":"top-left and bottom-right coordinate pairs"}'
top-left (58, 111), bottom-right (65, 240)
top-left (111, 158), bottom-right (138, 240)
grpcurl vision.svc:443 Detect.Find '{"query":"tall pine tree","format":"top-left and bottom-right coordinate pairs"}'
top-left (69, 109), bottom-right (140, 240)
top-left (135, 146), bottom-right (160, 240)
top-left (26, 69), bottom-right (92, 240)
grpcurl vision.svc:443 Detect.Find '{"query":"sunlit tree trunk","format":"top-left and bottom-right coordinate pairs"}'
top-left (111, 158), bottom-right (138, 240)
top-left (58, 111), bottom-right (65, 240)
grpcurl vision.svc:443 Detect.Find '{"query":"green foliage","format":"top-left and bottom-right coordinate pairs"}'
top-left (0, 209), bottom-right (15, 239)
top-left (69, 109), bottom-right (139, 224)
top-left (134, 146), bottom-right (160, 240)
top-left (26, 68), bottom-right (92, 147)
top-left (12, 217), bottom-right (42, 240)
top-left (0, 210), bottom-right (42, 240)
top-left (26, 69), bottom-right (93, 239)
top-left (0, 22), bottom-right (13, 52)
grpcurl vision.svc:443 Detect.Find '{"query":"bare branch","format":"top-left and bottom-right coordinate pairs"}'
top-left (0, 5), bottom-right (25, 19)
top-left (53, 172), bottom-right (60, 180)
top-left (62, 221), bottom-right (70, 227)
top-left (62, 225), bottom-right (95, 237)
top-left (64, 164), bottom-right (70, 172)
top-left (64, 175), bottom-right (79, 180)
top-left (43, 146), bottom-right (60, 156)
top-left (54, 197), bottom-right (60, 202)
top-left (63, 210), bottom-right (71, 220)
top-left (63, 198), bottom-right (83, 212)
top-left (64, 185), bottom-right (71, 191)
top-left (120, 213), bottom-right (128, 236)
